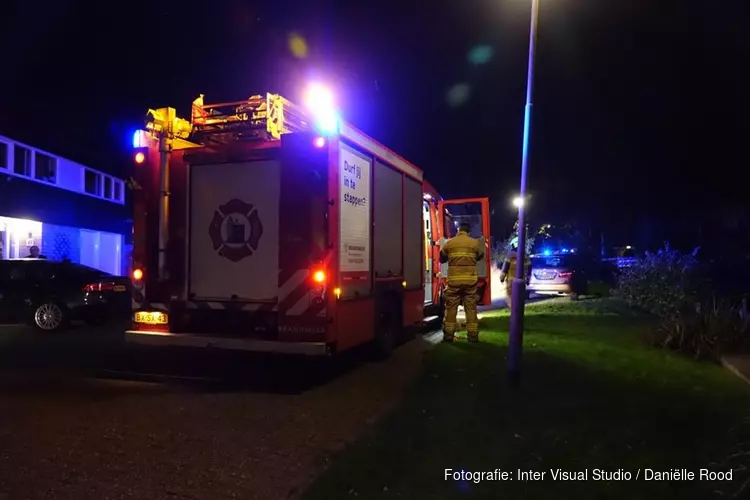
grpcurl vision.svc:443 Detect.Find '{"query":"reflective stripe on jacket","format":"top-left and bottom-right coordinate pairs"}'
top-left (440, 231), bottom-right (484, 286)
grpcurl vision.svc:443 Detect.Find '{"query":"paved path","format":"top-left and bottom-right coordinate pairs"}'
top-left (721, 355), bottom-right (750, 385)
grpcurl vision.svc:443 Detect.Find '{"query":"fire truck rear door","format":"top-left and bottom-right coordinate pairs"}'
top-left (188, 160), bottom-right (280, 302)
top-left (437, 197), bottom-right (492, 306)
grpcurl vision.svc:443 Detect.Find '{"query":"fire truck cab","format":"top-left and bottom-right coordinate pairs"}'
top-left (126, 90), bottom-right (491, 357)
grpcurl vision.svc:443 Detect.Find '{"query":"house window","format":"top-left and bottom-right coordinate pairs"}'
top-left (113, 180), bottom-right (123, 202)
top-left (104, 176), bottom-right (113, 199)
top-left (84, 169), bottom-right (101, 196)
top-left (13, 145), bottom-right (31, 176)
top-left (0, 142), bottom-right (7, 169)
top-left (34, 152), bottom-right (57, 183)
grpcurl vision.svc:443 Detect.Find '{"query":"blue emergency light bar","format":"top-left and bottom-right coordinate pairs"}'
top-left (541, 248), bottom-right (575, 256)
top-left (132, 130), bottom-right (147, 149)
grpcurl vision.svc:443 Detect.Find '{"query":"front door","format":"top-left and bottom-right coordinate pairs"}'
top-left (436, 198), bottom-right (492, 306)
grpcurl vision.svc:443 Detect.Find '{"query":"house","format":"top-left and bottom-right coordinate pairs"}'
top-left (0, 134), bottom-right (130, 276)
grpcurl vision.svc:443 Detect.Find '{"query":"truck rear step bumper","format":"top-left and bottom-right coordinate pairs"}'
top-left (125, 330), bottom-right (330, 356)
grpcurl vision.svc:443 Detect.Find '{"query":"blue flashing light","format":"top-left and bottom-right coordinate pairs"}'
top-left (314, 110), bottom-right (339, 135)
top-left (561, 248), bottom-right (569, 253)
top-left (542, 249), bottom-right (551, 256)
top-left (132, 130), bottom-right (146, 149)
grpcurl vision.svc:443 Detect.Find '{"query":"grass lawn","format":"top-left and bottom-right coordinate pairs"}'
top-left (302, 298), bottom-right (750, 500)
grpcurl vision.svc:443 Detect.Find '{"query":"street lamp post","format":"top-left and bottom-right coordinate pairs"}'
top-left (508, 0), bottom-right (540, 387)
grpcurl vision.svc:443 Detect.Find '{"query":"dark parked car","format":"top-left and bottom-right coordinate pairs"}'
top-left (0, 259), bottom-right (131, 331)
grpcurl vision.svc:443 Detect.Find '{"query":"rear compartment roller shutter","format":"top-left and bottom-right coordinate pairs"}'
top-left (373, 160), bottom-right (403, 278)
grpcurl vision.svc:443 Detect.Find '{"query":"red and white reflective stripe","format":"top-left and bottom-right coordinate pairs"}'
top-left (278, 269), bottom-right (309, 302)
top-left (286, 291), bottom-right (313, 315)
top-left (133, 267), bottom-right (329, 316)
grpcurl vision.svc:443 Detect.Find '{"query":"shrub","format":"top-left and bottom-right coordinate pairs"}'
top-left (615, 243), bottom-right (750, 359)
top-left (614, 243), bottom-right (700, 318)
top-left (648, 296), bottom-right (750, 360)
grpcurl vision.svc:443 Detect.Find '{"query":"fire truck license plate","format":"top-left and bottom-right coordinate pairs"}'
top-left (135, 311), bottom-right (168, 325)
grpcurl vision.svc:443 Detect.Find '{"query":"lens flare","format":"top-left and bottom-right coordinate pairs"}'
top-left (288, 33), bottom-right (308, 58)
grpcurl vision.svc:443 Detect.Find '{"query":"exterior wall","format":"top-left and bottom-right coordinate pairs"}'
top-left (0, 133), bottom-right (125, 205)
top-left (0, 170), bottom-right (129, 235)
top-left (0, 133), bottom-right (131, 275)
top-left (41, 223), bottom-right (82, 263)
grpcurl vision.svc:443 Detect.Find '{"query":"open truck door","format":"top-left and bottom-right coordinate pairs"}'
top-left (436, 198), bottom-right (492, 306)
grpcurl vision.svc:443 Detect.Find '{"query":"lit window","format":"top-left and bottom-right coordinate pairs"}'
top-left (34, 152), bottom-right (57, 184)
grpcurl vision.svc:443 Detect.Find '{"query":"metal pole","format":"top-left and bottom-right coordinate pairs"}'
top-left (508, 0), bottom-right (540, 387)
top-left (157, 117), bottom-right (172, 282)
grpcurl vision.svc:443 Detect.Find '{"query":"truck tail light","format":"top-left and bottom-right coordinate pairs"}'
top-left (557, 271), bottom-right (572, 280)
top-left (312, 269), bottom-right (326, 284)
top-left (134, 152), bottom-right (145, 164)
top-left (313, 136), bottom-right (326, 148)
top-left (132, 268), bottom-right (144, 281)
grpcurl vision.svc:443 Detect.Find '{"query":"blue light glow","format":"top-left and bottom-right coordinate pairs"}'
top-left (542, 249), bottom-right (551, 256)
top-left (132, 130), bottom-right (145, 148)
top-left (468, 45), bottom-right (494, 65)
top-left (562, 248), bottom-right (569, 253)
top-left (314, 111), bottom-right (339, 135)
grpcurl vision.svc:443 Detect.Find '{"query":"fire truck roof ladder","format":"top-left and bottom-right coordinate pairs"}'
top-left (190, 93), bottom-right (312, 144)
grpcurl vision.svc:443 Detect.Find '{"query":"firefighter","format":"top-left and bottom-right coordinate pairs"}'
top-left (440, 221), bottom-right (484, 343)
top-left (499, 237), bottom-right (530, 309)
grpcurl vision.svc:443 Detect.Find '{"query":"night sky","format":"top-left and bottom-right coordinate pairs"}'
top-left (1, 0), bottom-right (748, 247)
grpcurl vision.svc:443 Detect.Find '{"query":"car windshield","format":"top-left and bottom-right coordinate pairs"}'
top-left (531, 256), bottom-right (570, 269)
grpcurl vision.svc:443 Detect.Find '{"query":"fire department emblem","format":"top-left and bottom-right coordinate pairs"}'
top-left (208, 199), bottom-right (264, 262)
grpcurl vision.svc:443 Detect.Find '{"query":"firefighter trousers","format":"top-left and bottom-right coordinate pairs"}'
top-left (504, 282), bottom-right (513, 309)
top-left (443, 283), bottom-right (479, 342)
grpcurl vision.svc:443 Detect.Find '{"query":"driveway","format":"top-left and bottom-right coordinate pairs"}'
top-left (0, 324), bottom-right (434, 500)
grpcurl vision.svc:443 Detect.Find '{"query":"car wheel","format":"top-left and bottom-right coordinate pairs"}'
top-left (33, 302), bottom-right (68, 332)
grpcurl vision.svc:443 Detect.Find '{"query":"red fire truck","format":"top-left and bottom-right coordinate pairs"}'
top-left (126, 90), bottom-right (491, 357)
